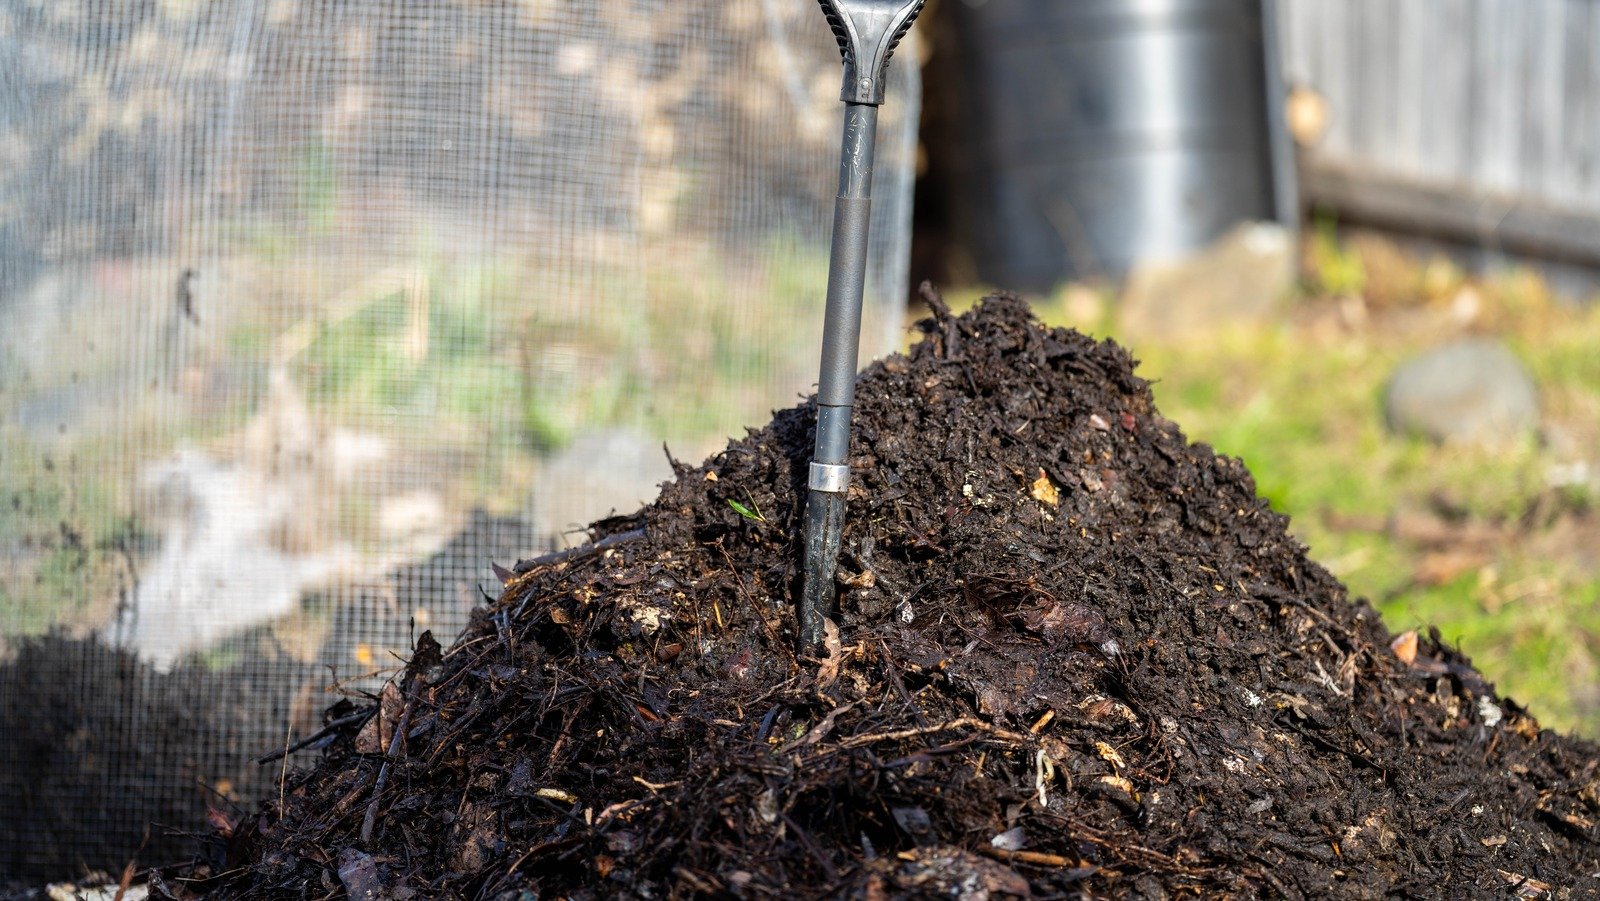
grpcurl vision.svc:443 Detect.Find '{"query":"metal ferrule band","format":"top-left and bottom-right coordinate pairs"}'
top-left (809, 461), bottom-right (851, 493)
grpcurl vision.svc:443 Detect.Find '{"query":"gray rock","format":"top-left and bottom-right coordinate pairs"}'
top-left (1383, 339), bottom-right (1539, 445)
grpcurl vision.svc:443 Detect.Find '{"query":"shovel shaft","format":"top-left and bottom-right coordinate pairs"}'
top-left (816, 103), bottom-right (878, 421)
top-left (800, 487), bottom-right (848, 648)
top-left (802, 0), bottom-right (922, 651)
top-left (800, 102), bottom-right (879, 650)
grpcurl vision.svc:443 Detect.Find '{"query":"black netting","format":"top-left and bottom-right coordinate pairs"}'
top-left (0, 0), bottom-right (918, 880)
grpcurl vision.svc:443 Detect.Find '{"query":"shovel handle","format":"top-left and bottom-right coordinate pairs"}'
top-left (816, 0), bottom-right (926, 105)
top-left (800, 0), bottom-right (924, 651)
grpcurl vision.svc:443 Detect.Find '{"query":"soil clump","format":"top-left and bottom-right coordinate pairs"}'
top-left (188, 295), bottom-right (1600, 898)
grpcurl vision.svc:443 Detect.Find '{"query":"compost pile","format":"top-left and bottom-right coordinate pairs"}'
top-left (189, 295), bottom-right (1600, 899)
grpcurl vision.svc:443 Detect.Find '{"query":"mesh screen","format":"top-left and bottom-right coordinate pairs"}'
top-left (0, 0), bottom-right (918, 880)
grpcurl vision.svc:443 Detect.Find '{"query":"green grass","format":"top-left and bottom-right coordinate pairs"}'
top-left (0, 429), bottom-right (148, 634)
top-left (285, 243), bottom-right (833, 450)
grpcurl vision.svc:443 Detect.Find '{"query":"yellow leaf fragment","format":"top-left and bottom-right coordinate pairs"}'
top-left (1498, 869), bottom-right (1553, 898)
top-left (1097, 774), bottom-right (1136, 796)
top-left (1095, 741), bottom-right (1126, 770)
top-left (1390, 630), bottom-right (1418, 666)
top-left (1030, 469), bottom-right (1060, 506)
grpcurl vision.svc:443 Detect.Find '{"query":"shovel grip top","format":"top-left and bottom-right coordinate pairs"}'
top-left (816, 0), bottom-right (925, 105)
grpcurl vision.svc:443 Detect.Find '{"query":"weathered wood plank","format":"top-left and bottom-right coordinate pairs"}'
top-left (1428, 0), bottom-right (1475, 183)
top-left (1282, 0), bottom-right (1600, 251)
top-left (1382, 0), bottom-right (1407, 171)
top-left (1481, 0), bottom-right (1525, 193)
top-left (1576, 0), bottom-right (1600, 200)
top-left (1319, 1), bottom-right (1356, 159)
top-left (1558, 1), bottom-right (1589, 200)
top-left (1281, 0), bottom-right (1317, 86)
top-left (1303, 160), bottom-right (1600, 267)
top-left (1525, 0), bottom-right (1566, 199)
top-left (1392, 0), bottom-right (1424, 179)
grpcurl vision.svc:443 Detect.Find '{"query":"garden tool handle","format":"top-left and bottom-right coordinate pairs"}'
top-left (816, 0), bottom-right (925, 105)
top-left (800, 0), bottom-right (924, 651)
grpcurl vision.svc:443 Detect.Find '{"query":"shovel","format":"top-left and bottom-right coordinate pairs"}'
top-left (800, 0), bottom-right (925, 650)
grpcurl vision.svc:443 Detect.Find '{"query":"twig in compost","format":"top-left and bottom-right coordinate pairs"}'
top-left (277, 709), bottom-right (293, 822)
top-left (1279, 714), bottom-right (1385, 775)
top-left (779, 811), bottom-right (838, 881)
top-left (874, 637), bottom-right (928, 728)
top-left (715, 543), bottom-right (787, 651)
top-left (360, 686), bottom-right (418, 844)
top-left (113, 825), bottom-right (149, 901)
top-left (1248, 856), bottom-right (1298, 897)
top-left (257, 709), bottom-right (375, 765)
top-left (779, 701), bottom-right (857, 753)
top-left (632, 776), bottom-right (682, 792)
top-left (919, 281), bottom-right (958, 358)
top-left (513, 528), bottom-right (647, 574)
top-left (839, 717), bottom-right (1029, 749)
top-left (881, 734), bottom-right (983, 768)
top-left (979, 847), bottom-right (1080, 868)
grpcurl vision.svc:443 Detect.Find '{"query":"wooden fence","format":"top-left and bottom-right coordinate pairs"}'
top-left (1279, 0), bottom-right (1600, 266)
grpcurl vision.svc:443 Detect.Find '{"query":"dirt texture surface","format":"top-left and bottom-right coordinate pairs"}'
top-left (179, 295), bottom-right (1600, 899)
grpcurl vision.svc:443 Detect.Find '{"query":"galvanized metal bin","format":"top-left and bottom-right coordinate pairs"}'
top-left (944, 0), bottom-right (1283, 291)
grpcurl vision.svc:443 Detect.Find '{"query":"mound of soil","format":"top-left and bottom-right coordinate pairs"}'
top-left (188, 295), bottom-right (1600, 899)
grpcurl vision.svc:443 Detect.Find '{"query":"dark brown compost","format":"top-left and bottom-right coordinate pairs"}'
top-left (182, 295), bottom-right (1600, 899)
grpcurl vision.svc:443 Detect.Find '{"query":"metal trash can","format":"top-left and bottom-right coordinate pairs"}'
top-left (944, 0), bottom-right (1286, 291)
